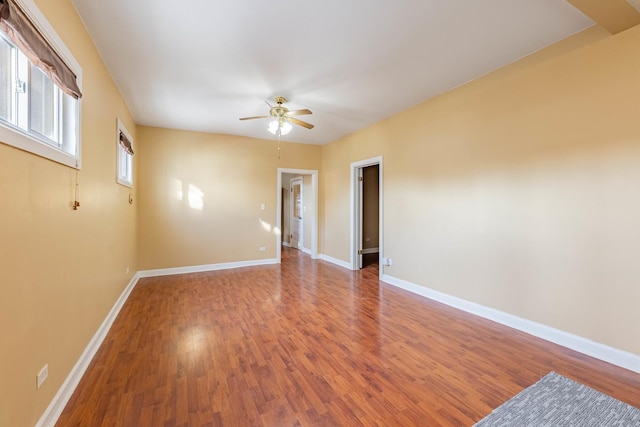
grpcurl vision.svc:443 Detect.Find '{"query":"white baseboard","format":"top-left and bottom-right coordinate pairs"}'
top-left (300, 246), bottom-right (312, 255)
top-left (282, 241), bottom-right (290, 247)
top-left (361, 247), bottom-right (379, 255)
top-left (35, 273), bottom-right (141, 427)
top-left (381, 274), bottom-right (640, 374)
top-left (319, 254), bottom-right (352, 270)
top-left (138, 258), bottom-right (278, 278)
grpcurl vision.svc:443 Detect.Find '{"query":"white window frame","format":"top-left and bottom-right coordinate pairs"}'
top-left (0, 0), bottom-right (82, 169)
top-left (116, 119), bottom-right (134, 188)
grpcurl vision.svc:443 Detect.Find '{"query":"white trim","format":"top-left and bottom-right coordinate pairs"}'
top-left (299, 246), bottom-right (312, 255)
top-left (138, 258), bottom-right (278, 278)
top-left (318, 254), bottom-right (352, 270)
top-left (277, 168), bottom-right (318, 263)
top-left (282, 241), bottom-right (290, 248)
top-left (350, 156), bottom-right (383, 276)
top-left (361, 247), bottom-right (379, 255)
top-left (381, 274), bottom-right (640, 374)
top-left (35, 273), bottom-right (141, 427)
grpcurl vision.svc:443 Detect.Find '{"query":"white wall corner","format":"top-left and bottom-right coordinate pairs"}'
top-left (381, 274), bottom-right (640, 374)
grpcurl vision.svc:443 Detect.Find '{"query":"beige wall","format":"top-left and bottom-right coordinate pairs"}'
top-left (0, 1), bottom-right (137, 426)
top-left (137, 127), bottom-right (321, 269)
top-left (320, 25), bottom-right (640, 356)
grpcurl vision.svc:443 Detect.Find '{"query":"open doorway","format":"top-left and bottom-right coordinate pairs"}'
top-left (282, 175), bottom-right (303, 250)
top-left (361, 165), bottom-right (379, 267)
top-left (351, 156), bottom-right (383, 276)
top-left (277, 169), bottom-right (318, 263)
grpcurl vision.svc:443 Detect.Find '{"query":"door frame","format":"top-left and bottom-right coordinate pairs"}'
top-left (289, 177), bottom-right (303, 250)
top-left (350, 156), bottom-right (383, 276)
top-left (277, 168), bottom-right (318, 263)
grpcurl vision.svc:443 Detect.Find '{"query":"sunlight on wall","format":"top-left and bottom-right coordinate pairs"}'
top-left (188, 184), bottom-right (204, 210)
top-left (260, 219), bottom-right (272, 232)
top-left (172, 178), bottom-right (204, 210)
top-left (260, 219), bottom-right (282, 236)
top-left (174, 178), bottom-right (183, 201)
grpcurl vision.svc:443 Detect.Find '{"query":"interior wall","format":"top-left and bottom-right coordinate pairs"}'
top-left (0, 1), bottom-right (138, 426)
top-left (320, 25), bottom-right (640, 356)
top-left (362, 165), bottom-right (380, 251)
top-left (137, 127), bottom-right (321, 270)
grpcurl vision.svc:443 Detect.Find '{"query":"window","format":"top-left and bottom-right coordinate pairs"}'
top-left (116, 119), bottom-right (134, 187)
top-left (0, 0), bottom-right (82, 169)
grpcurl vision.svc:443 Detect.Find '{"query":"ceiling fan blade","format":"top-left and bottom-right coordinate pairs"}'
top-left (289, 117), bottom-right (314, 129)
top-left (287, 109), bottom-right (312, 116)
top-left (239, 115), bottom-right (270, 121)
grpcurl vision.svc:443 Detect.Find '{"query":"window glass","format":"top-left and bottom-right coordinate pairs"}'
top-left (30, 64), bottom-right (58, 143)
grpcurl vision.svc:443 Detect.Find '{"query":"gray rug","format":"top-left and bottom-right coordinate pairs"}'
top-left (474, 372), bottom-right (640, 426)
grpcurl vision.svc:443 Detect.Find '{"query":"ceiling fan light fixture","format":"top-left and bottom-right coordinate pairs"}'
top-left (268, 119), bottom-right (292, 136)
top-left (280, 121), bottom-right (292, 135)
top-left (268, 120), bottom-right (279, 135)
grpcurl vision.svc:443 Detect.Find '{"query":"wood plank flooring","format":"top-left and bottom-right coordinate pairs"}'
top-left (56, 247), bottom-right (640, 426)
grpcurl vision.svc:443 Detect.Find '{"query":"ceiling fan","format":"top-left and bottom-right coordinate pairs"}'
top-left (239, 96), bottom-right (314, 135)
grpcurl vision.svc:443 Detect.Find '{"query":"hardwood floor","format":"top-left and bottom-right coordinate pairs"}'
top-left (56, 247), bottom-right (640, 426)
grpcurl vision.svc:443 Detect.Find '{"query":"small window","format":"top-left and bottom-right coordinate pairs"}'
top-left (0, 0), bottom-right (82, 168)
top-left (116, 119), bottom-right (134, 188)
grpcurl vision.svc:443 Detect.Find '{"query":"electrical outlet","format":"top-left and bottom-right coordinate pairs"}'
top-left (36, 364), bottom-right (48, 389)
top-left (259, 246), bottom-right (266, 252)
top-left (383, 258), bottom-right (393, 266)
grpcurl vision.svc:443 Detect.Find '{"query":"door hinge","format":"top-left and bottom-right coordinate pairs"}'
top-left (358, 176), bottom-right (363, 182)
top-left (358, 249), bottom-right (363, 255)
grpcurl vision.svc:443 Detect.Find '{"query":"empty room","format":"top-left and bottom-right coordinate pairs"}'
top-left (1, 0), bottom-right (640, 426)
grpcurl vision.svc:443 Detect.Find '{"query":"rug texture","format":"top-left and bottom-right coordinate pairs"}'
top-left (474, 372), bottom-right (640, 426)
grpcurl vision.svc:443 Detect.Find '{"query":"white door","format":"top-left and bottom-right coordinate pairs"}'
top-left (290, 178), bottom-right (303, 250)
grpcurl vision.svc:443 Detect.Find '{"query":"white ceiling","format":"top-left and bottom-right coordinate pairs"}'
top-left (70, 0), bottom-right (592, 145)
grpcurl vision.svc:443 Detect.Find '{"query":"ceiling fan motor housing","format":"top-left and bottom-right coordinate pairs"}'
top-left (271, 97), bottom-right (289, 119)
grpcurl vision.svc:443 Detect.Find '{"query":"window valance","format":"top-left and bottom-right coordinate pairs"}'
top-left (119, 131), bottom-right (134, 155)
top-left (0, 0), bottom-right (82, 99)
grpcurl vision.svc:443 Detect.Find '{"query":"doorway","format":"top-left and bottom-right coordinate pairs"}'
top-left (351, 156), bottom-right (383, 276)
top-left (289, 177), bottom-right (303, 250)
top-left (276, 168), bottom-right (318, 263)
